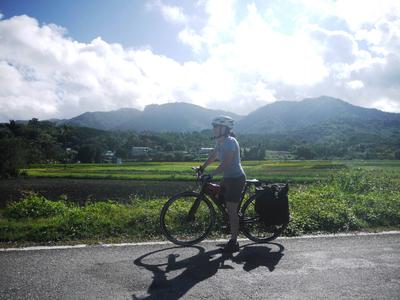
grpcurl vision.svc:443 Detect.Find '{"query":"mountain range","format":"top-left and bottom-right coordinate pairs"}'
top-left (52, 96), bottom-right (400, 137)
top-left (54, 102), bottom-right (242, 132)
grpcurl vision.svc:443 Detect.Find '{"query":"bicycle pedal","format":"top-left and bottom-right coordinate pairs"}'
top-left (221, 225), bottom-right (230, 234)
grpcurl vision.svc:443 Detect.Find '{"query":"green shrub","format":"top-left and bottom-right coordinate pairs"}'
top-left (3, 193), bottom-right (68, 219)
top-left (351, 192), bottom-right (400, 227)
top-left (286, 170), bottom-right (400, 235)
top-left (126, 202), bottom-right (163, 238)
top-left (328, 168), bottom-right (396, 194)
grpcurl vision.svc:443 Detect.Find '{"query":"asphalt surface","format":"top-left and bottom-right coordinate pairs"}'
top-left (0, 233), bottom-right (399, 299)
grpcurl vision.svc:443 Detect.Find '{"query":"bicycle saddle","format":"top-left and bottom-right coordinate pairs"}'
top-left (246, 179), bottom-right (260, 184)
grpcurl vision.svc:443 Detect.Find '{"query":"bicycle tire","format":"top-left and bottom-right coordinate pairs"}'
top-left (240, 194), bottom-right (288, 243)
top-left (160, 191), bottom-right (216, 246)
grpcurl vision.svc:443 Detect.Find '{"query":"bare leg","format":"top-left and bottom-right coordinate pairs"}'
top-left (226, 201), bottom-right (239, 241)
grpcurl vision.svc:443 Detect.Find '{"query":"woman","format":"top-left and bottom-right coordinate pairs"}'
top-left (199, 115), bottom-right (246, 253)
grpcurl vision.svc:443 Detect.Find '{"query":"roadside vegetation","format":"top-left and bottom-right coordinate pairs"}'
top-left (1, 169), bottom-right (399, 246)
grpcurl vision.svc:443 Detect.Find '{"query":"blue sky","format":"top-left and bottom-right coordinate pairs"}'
top-left (0, 0), bottom-right (194, 60)
top-left (0, 0), bottom-right (400, 121)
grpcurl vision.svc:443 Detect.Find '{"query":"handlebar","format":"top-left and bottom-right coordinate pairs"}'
top-left (191, 166), bottom-right (202, 177)
top-left (191, 167), bottom-right (212, 184)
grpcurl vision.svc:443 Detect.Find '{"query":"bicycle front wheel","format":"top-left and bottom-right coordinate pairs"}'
top-left (240, 195), bottom-right (288, 243)
top-left (160, 191), bottom-right (216, 246)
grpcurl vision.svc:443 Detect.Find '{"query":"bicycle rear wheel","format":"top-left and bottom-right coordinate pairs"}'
top-left (240, 195), bottom-right (287, 243)
top-left (160, 191), bottom-right (216, 246)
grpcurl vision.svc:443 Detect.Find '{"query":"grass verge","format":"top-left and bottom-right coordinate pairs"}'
top-left (1, 169), bottom-right (399, 247)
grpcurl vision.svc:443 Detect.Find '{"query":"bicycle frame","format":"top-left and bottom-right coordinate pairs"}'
top-left (190, 170), bottom-right (262, 223)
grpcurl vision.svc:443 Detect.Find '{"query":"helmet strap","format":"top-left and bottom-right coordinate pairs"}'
top-left (211, 126), bottom-right (230, 140)
top-left (224, 126), bottom-right (230, 137)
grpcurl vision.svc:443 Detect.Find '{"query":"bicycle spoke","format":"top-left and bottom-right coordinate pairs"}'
top-left (160, 192), bottom-right (215, 245)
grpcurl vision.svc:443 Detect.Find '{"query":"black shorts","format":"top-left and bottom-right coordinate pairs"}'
top-left (220, 175), bottom-right (246, 203)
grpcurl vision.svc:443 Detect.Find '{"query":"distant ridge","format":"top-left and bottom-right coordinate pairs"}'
top-left (57, 102), bottom-right (241, 132)
top-left (235, 96), bottom-right (400, 133)
top-left (57, 108), bottom-right (141, 130)
top-left (49, 97), bottom-right (400, 136)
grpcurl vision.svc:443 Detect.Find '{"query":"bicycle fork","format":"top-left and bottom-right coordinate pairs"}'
top-left (186, 194), bottom-right (203, 222)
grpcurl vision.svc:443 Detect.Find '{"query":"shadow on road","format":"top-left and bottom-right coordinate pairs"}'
top-left (133, 242), bottom-right (284, 299)
top-left (234, 242), bottom-right (285, 272)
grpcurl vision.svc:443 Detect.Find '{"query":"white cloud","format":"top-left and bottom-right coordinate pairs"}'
top-left (346, 80), bottom-right (364, 89)
top-left (335, 0), bottom-right (400, 31)
top-left (147, 0), bottom-right (187, 24)
top-left (178, 0), bottom-right (237, 53)
top-left (178, 28), bottom-right (204, 54)
top-left (309, 27), bottom-right (358, 64)
top-left (186, 3), bottom-right (329, 86)
top-left (0, 0), bottom-right (400, 122)
top-left (255, 0), bottom-right (400, 111)
top-left (371, 98), bottom-right (400, 112)
top-left (203, 0), bottom-right (236, 39)
top-left (0, 61), bottom-right (59, 118)
top-left (292, 0), bottom-right (400, 31)
top-left (0, 15), bottom-right (189, 120)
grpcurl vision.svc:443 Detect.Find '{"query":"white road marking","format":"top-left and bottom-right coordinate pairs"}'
top-left (1, 231), bottom-right (399, 252)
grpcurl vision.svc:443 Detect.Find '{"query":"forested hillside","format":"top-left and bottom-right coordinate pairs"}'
top-left (50, 97), bottom-right (400, 136)
top-left (56, 102), bottom-right (241, 132)
top-left (1, 116), bottom-right (399, 178)
top-left (236, 96), bottom-right (400, 133)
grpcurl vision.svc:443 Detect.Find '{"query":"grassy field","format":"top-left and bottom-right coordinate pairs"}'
top-left (24, 160), bottom-right (400, 183)
top-left (1, 160), bottom-right (399, 246)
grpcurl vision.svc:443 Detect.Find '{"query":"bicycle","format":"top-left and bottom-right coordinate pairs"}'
top-left (159, 167), bottom-right (288, 246)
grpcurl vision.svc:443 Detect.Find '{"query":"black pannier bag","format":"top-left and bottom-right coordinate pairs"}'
top-left (255, 183), bottom-right (290, 225)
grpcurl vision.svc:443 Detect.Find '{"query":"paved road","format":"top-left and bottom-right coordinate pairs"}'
top-left (1, 233), bottom-right (399, 299)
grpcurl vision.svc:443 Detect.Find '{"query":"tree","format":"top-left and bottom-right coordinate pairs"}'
top-left (115, 147), bottom-right (129, 159)
top-left (164, 143), bottom-right (174, 151)
top-left (0, 138), bottom-right (27, 178)
top-left (28, 118), bottom-right (39, 126)
top-left (77, 144), bottom-right (103, 163)
top-left (242, 144), bottom-right (266, 160)
top-left (6, 120), bottom-right (22, 136)
top-left (295, 146), bottom-right (316, 160)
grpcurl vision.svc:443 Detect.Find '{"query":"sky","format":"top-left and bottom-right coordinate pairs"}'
top-left (0, 0), bottom-right (400, 122)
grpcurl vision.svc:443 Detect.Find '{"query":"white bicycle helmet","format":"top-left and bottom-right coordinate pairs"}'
top-left (211, 115), bottom-right (234, 129)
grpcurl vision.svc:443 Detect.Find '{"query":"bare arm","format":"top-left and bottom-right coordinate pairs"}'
top-left (200, 149), bottom-right (217, 171)
top-left (209, 149), bottom-right (234, 177)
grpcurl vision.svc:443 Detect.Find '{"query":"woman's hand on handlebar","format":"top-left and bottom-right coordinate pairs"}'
top-left (191, 167), bottom-right (212, 183)
top-left (192, 165), bottom-right (204, 175)
top-left (199, 173), bottom-right (212, 183)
